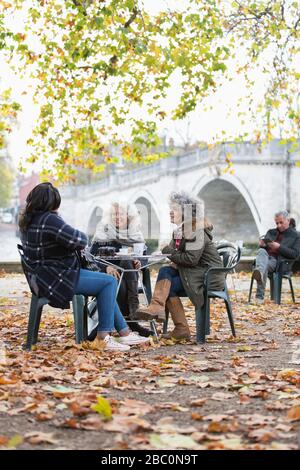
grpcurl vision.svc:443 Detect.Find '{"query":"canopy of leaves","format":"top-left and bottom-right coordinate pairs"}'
top-left (1, 0), bottom-right (299, 180)
top-left (0, 160), bottom-right (14, 207)
top-left (0, 89), bottom-right (21, 150)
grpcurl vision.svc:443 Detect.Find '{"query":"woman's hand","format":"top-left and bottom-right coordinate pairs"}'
top-left (133, 259), bottom-right (141, 269)
top-left (170, 262), bottom-right (178, 269)
top-left (106, 266), bottom-right (120, 279)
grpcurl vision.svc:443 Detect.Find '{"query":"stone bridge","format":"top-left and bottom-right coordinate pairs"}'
top-left (60, 139), bottom-right (300, 245)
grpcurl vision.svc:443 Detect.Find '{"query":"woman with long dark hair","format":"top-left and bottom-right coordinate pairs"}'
top-left (19, 182), bottom-right (149, 351)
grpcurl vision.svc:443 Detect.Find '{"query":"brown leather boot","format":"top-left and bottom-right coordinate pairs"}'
top-left (134, 279), bottom-right (171, 323)
top-left (161, 296), bottom-right (190, 340)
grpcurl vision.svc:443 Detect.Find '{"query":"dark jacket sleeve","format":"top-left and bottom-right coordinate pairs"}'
top-left (265, 229), bottom-right (275, 241)
top-left (162, 235), bottom-right (205, 267)
top-left (47, 213), bottom-right (88, 250)
top-left (279, 232), bottom-right (300, 260)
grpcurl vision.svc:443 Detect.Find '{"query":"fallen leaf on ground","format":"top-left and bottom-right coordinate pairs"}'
top-left (25, 432), bottom-right (58, 445)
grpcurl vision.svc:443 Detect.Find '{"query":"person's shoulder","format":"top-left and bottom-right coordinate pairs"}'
top-left (44, 212), bottom-right (65, 227)
top-left (293, 228), bottom-right (300, 238)
top-left (96, 222), bottom-right (111, 235)
top-left (285, 227), bottom-right (298, 236)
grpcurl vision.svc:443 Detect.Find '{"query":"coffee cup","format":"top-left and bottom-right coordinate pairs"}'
top-left (133, 242), bottom-right (144, 256)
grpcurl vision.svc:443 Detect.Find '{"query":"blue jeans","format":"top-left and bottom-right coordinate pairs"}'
top-left (157, 266), bottom-right (187, 298)
top-left (74, 269), bottom-right (128, 333)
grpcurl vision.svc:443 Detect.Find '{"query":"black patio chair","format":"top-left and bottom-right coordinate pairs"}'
top-left (163, 243), bottom-right (241, 344)
top-left (18, 244), bottom-right (88, 351)
top-left (248, 258), bottom-right (296, 305)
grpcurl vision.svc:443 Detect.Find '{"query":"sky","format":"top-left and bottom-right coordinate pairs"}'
top-left (0, 0), bottom-right (269, 170)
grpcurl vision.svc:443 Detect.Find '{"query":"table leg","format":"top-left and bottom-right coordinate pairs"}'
top-left (116, 271), bottom-right (124, 297)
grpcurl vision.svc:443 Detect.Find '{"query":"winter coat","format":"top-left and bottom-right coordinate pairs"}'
top-left (162, 226), bottom-right (225, 308)
top-left (264, 226), bottom-right (300, 271)
top-left (21, 211), bottom-right (87, 308)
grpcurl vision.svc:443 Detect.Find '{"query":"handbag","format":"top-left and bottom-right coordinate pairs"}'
top-left (78, 248), bottom-right (101, 271)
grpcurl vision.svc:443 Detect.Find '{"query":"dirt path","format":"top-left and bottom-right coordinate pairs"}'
top-left (0, 273), bottom-right (299, 450)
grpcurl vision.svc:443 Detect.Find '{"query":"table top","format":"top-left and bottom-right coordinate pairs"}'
top-left (95, 253), bottom-right (171, 270)
top-left (95, 253), bottom-right (170, 261)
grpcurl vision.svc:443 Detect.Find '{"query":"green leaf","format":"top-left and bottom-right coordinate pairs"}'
top-left (7, 435), bottom-right (23, 449)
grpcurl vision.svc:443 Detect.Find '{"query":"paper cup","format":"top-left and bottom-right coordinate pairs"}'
top-left (133, 243), bottom-right (144, 256)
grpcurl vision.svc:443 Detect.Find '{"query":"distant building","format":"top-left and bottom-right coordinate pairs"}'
top-left (18, 173), bottom-right (40, 207)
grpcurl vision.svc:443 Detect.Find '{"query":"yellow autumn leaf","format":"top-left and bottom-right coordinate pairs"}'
top-left (91, 396), bottom-right (112, 421)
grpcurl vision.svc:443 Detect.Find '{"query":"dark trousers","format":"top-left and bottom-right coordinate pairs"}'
top-left (115, 260), bottom-right (139, 318)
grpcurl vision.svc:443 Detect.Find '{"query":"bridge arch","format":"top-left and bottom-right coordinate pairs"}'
top-left (130, 191), bottom-right (161, 243)
top-left (86, 206), bottom-right (103, 241)
top-left (193, 175), bottom-right (261, 243)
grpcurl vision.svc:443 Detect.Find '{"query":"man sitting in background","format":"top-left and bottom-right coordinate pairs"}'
top-left (253, 210), bottom-right (300, 303)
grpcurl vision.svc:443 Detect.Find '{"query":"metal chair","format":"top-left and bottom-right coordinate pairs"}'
top-left (18, 245), bottom-right (88, 351)
top-left (163, 243), bottom-right (241, 344)
top-left (248, 258), bottom-right (296, 305)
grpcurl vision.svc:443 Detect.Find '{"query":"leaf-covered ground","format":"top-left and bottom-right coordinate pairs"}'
top-left (0, 272), bottom-right (299, 450)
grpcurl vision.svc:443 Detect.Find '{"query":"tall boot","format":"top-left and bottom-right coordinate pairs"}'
top-left (134, 279), bottom-right (171, 323)
top-left (161, 297), bottom-right (190, 340)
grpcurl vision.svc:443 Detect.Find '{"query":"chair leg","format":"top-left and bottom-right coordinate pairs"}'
top-left (83, 296), bottom-right (88, 340)
top-left (72, 295), bottom-right (86, 343)
top-left (225, 297), bottom-right (236, 337)
top-left (288, 278), bottom-right (296, 303)
top-left (32, 300), bottom-right (44, 345)
top-left (195, 306), bottom-right (206, 344)
top-left (248, 274), bottom-right (254, 302)
top-left (273, 273), bottom-right (282, 305)
top-left (205, 298), bottom-right (210, 335)
top-left (269, 275), bottom-right (274, 300)
top-left (163, 307), bottom-right (169, 335)
top-left (26, 295), bottom-right (42, 351)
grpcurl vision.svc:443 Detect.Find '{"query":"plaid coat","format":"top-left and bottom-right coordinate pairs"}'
top-left (21, 211), bottom-right (88, 309)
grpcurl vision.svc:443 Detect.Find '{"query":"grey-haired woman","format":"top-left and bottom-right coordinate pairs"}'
top-left (136, 192), bottom-right (225, 340)
top-left (91, 202), bottom-right (152, 337)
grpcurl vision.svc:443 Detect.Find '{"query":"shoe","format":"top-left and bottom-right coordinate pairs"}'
top-left (255, 297), bottom-right (264, 305)
top-left (103, 335), bottom-right (130, 351)
top-left (117, 331), bottom-right (151, 346)
top-left (135, 305), bottom-right (165, 322)
top-left (128, 321), bottom-right (154, 337)
top-left (253, 268), bottom-right (263, 284)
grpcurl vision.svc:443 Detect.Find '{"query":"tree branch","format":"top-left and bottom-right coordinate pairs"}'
top-left (124, 7), bottom-right (139, 28)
